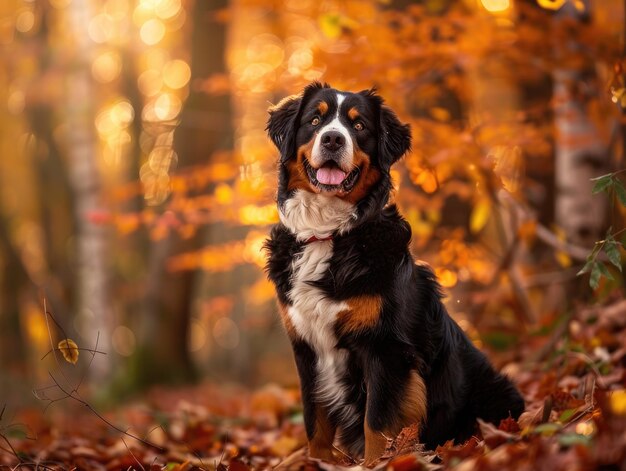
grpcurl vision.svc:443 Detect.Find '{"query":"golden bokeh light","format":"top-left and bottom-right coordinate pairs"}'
top-left (112, 325), bottom-right (137, 357)
top-left (88, 14), bottom-right (115, 44)
top-left (141, 94), bottom-right (182, 122)
top-left (213, 317), bottom-right (240, 350)
top-left (154, 93), bottom-right (182, 120)
top-left (247, 34), bottom-right (285, 69)
top-left (162, 59), bottom-right (191, 89)
top-left (104, 0), bottom-right (130, 20)
top-left (140, 18), bottom-right (166, 45)
top-left (15, 9), bottom-right (35, 33)
top-left (110, 100), bottom-right (135, 127)
top-left (92, 51), bottom-right (122, 83)
top-left (575, 422), bottom-right (595, 436)
top-left (95, 101), bottom-right (134, 137)
top-left (7, 89), bottom-right (25, 115)
top-left (155, 0), bottom-right (182, 19)
top-left (138, 69), bottom-right (163, 96)
top-left (480, 0), bottom-right (511, 13)
top-left (235, 62), bottom-right (275, 93)
top-left (288, 48), bottom-right (313, 75)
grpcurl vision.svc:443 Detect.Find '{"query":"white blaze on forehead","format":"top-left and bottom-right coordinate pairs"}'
top-left (336, 93), bottom-right (345, 115)
top-left (310, 92), bottom-right (353, 170)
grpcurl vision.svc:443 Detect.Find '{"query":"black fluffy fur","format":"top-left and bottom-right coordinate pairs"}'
top-left (265, 83), bottom-right (525, 455)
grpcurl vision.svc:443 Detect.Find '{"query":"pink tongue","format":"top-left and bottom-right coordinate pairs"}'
top-left (316, 167), bottom-right (347, 185)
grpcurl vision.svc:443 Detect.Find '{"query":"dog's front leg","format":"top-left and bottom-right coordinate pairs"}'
top-left (291, 340), bottom-right (337, 461)
top-left (363, 356), bottom-right (427, 467)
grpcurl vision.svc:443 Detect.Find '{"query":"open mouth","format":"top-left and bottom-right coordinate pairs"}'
top-left (303, 159), bottom-right (361, 194)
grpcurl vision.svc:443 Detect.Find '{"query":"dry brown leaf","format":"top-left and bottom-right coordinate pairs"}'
top-left (478, 419), bottom-right (518, 449)
top-left (57, 338), bottom-right (79, 364)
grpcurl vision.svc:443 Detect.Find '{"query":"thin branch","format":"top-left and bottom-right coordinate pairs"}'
top-left (40, 347), bottom-right (107, 361)
top-left (121, 437), bottom-right (146, 471)
top-left (0, 434), bottom-right (21, 464)
top-left (75, 331), bottom-right (100, 392)
top-left (534, 223), bottom-right (605, 262)
top-left (47, 372), bottom-right (164, 452)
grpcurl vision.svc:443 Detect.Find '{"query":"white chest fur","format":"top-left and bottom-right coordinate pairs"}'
top-left (282, 190), bottom-right (358, 425)
top-left (287, 240), bottom-right (356, 423)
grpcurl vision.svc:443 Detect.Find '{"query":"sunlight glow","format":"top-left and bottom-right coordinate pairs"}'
top-left (480, 0), bottom-right (510, 13)
top-left (15, 9), bottom-right (35, 33)
top-left (88, 14), bottom-right (115, 43)
top-left (112, 325), bottom-right (136, 356)
top-left (213, 317), bottom-right (240, 350)
top-left (162, 59), bottom-right (191, 89)
top-left (138, 69), bottom-right (163, 96)
top-left (140, 18), bottom-right (165, 45)
top-left (92, 51), bottom-right (122, 83)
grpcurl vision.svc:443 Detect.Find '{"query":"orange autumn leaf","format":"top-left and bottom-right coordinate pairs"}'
top-left (57, 338), bottom-right (79, 364)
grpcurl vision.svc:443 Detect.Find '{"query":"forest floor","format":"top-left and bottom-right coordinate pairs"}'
top-left (1, 299), bottom-right (626, 471)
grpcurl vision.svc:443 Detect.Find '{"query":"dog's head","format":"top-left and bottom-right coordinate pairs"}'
top-left (267, 82), bottom-right (411, 236)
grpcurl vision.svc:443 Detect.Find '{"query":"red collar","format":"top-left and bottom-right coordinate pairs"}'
top-left (304, 234), bottom-right (334, 244)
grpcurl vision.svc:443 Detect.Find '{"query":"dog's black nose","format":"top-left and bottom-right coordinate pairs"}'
top-left (321, 131), bottom-right (345, 152)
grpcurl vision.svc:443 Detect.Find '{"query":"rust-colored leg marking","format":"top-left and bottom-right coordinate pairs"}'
top-left (363, 371), bottom-right (427, 467)
top-left (401, 371), bottom-right (427, 425)
top-left (363, 419), bottom-right (390, 467)
top-left (308, 405), bottom-right (336, 462)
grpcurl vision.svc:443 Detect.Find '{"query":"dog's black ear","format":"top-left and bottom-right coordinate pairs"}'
top-left (379, 105), bottom-right (411, 169)
top-left (267, 82), bottom-right (330, 159)
top-left (267, 94), bottom-right (302, 156)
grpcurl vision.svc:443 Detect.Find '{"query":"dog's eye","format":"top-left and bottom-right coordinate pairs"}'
top-left (354, 121), bottom-right (365, 131)
top-left (311, 116), bottom-right (321, 126)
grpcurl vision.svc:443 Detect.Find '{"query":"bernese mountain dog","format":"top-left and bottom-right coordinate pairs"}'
top-left (264, 82), bottom-right (524, 466)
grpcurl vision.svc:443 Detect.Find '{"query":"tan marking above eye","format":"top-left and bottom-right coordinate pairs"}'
top-left (317, 101), bottom-right (329, 115)
top-left (348, 106), bottom-right (360, 120)
top-left (311, 116), bottom-right (321, 126)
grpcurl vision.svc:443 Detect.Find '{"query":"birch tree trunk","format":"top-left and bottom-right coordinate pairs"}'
top-left (553, 2), bottom-right (607, 248)
top-left (64, 1), bottom-right (111, 377)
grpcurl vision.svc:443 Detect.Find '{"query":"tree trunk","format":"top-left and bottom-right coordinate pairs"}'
top-left (64, 1), bottom-right (111, 378)
top-left (130, 0), bottom-right (233, 388)
top-left (553, 2), bottom-right (608, 248)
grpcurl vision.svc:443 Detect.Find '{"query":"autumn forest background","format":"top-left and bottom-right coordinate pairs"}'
top-left (1, 0), bottom-right (626, 469)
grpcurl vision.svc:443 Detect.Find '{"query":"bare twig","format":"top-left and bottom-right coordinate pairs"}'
top-left (40, 347), bottom-right (107, 361)
top-left (35, 301), bottom-right (166, 454)
top-left (121, 437), bottom-right (146, 471)
top-left (0, 434), bottom-right (21, 464)
top-left (46, 372), bottom-right (164, 452)
top-left (534, 223), bottom-right (605, 262)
